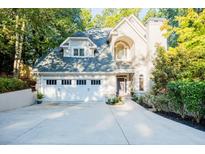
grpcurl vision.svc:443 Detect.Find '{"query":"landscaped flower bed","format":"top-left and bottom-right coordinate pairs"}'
top-left (106, 95), bottom-right (124, 105)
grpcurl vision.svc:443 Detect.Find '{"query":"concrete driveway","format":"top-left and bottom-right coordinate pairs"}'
top-left (0, 99), bottom-right (205, 145)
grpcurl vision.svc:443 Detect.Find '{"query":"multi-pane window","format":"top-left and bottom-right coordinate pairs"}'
top-left (73, 49), bottom-right (78, 56)
top-left (76, 80), bottom-right (86, 85)
top-left (139, 75), bottom-right (144, 91)
top-left (91, 80), bottom-right (101, 85)
top-left (79, 49), bottom-right (84, 56)
top-left (73, 48), bottom-right (85, 57)
top-left (62, 80), bottom-right (72, 85)
top-left (46, 80), bottom-right (57, 85)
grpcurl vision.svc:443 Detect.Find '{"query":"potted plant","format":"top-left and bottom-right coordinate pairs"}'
top-left (36, 91), bottom-right (44, 104)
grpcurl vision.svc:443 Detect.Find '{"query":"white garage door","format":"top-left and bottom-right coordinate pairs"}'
top-left (43, 79), bottom-right (104, 102)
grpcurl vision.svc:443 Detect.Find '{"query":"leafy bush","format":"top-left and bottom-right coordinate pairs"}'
top-left (167, 81), bottom-right (186, 118)
top-left (141, 94), bottom-right (155, 107)
top-left (132, 92), bottom-right (170, 111)
top-left (152, 94), bottom-right (170, 112)
top-left (130, 88), bottom-right (135, 97)
top-left (0, 77), bottom-right (29, 93)
top-left (106, 95), bottom-right (123, 105)
top-left (132, 93), bottom-right (139, 102)
top-left (167, 80), bottom-right (205, 122)
top-left (37, 91), bottom-right (44, 99)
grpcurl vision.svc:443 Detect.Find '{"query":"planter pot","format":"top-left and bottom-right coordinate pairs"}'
top-left (36, 99), bottom-right (43, 104)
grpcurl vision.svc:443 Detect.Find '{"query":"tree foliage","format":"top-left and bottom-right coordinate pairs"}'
top-left (0, 8), bottom-right (91, 76)
top-left (142, 8), bottom-right (188, 47)
top-left (142, 9), bottom-right (158, 24)
top-left (152, 9), bottom-right (205, 94)
top-left (167, 80), bottom-right (205, 122)
top-left (93, 8), bottom-right (141, 28)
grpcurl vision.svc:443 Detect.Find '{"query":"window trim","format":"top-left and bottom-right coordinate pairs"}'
top-left (72, 47), bottom-right (85, 57)
top-left (79, 48), bottom-right (85, 56)
top-left (46, 79), bottom-right (57, 85)
top-left (61, 79), bottom-right (72, 85)
top-left (76, 80), bottom-right (87, 85)
top-left (73, 48), bottom-right (79, 56)
top-left (115, 42), bottom-right (129, 61)
top-left (91, 80), bottom-right (101, 85)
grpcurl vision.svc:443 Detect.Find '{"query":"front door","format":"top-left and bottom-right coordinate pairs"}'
top-left (117, 78), bottom-right (126, 96)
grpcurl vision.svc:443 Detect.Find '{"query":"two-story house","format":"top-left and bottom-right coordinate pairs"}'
top-left (34, 15), bottom-right (167, 102)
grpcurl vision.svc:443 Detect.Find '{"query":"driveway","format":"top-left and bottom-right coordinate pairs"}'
top-left (0, 99), bottom-right (205, 144)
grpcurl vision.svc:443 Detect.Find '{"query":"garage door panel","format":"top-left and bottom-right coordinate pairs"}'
top-left (43, 86), bottom-right (57, 101)
top-left (43, 79), bottom-right (105, 102)
top-left (76, 86), bottom-right (88, 101)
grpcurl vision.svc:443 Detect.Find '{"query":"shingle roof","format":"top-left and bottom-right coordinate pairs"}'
top-left (71, 31), bottom-right (88, 37)
top-left (34, 28), bottom-right (134, 73)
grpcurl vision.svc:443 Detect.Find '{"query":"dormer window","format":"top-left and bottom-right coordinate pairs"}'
top-left (73, 48), bottom-right (85, 57)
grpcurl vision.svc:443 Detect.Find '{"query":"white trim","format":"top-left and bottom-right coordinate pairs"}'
top-left (109, 18), bottom-right (147, 43)
top-left (34, 72), bottom-right (116, 75)
top-left (116, 74), bottom-right (129, 95)
top-left (125, 18), bottom-right (147, 42)
top-left (128, 15), bottom-right (146, 31)
top-left (60, 37), bottom-right (97, 48)
top-left (115, 41), bottom-right (129, 61)
top-left (108, 17), bottom-right (127, 39)
top-left (71, 46), bottom-right (94, 58)
top-left (72, 47), bottom-right (85, 57)
top-left (33, 69), bottom-right (135, 75)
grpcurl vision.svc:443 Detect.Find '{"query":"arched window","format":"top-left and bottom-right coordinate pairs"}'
top-left (139, 74), bottom-right (144, 91)
top-left (115, 42), bottom-right (128, 60)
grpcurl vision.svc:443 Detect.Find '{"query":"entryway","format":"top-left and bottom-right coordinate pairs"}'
top-left (117, 75), bottom-right (128, 96)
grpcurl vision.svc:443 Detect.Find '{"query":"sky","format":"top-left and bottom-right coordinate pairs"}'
top-left (91, 8), bottom-right (148, 20)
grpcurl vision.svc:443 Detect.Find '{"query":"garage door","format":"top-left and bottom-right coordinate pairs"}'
top-left (43, 79), bottom-right (104, 102)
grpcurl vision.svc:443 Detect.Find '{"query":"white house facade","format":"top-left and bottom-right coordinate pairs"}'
top-left (34, 15), bottom-right (167, 102)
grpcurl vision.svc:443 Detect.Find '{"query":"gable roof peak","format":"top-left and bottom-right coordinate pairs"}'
top-left (109, 16), bottom-right (147, 42)
top-left (128, 14), bottom-right (146, 31)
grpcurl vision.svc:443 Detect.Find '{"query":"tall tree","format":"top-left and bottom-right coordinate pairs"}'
top-left (79, 9), bottom-right (94, 30)
top-left (158, 8), bottom-right (187, 47)
top-left (152, 9), bottom-right (205, 93)
top-left (93, 8), bottom-right (141, 28)
top-left (0, 8), bottom-right (87, 77)
top-left (142, 9), bottom-right (158, 24)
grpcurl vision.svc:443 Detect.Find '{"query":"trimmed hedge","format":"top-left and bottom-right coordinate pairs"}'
top-left (167, 80), bottom-right (205, 123)
top-left (0, 77), bottom-right (29, 93)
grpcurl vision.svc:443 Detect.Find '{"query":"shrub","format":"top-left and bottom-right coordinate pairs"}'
top-left (37, 91), bottom-right (44, 99)
top-left (130, 88), bottom-right (135, 97)
top-left (152, 94), bottom-right (170, 112)
top-left (106, 95), bottom-right (123, 105)
top-left (0, 77), bottom-right (29, 93)
top-left (132, 93), bottom-right (139, 102)
top-left (132, 93), bottom-right (170, 111)
top-left (141, 94), bottom-right (155, 107)
top-left (167, 80), bottom-right (205, 123)
top-left (132, 93), bottom-right (155, 109)
top-left (167, 81), bottom-right (186, 118)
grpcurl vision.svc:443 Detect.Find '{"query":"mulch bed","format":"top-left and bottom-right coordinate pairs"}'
top-left (154, 111), bottom-right (205, 132)
top-left (137, 101), bottom-right (205, 132)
